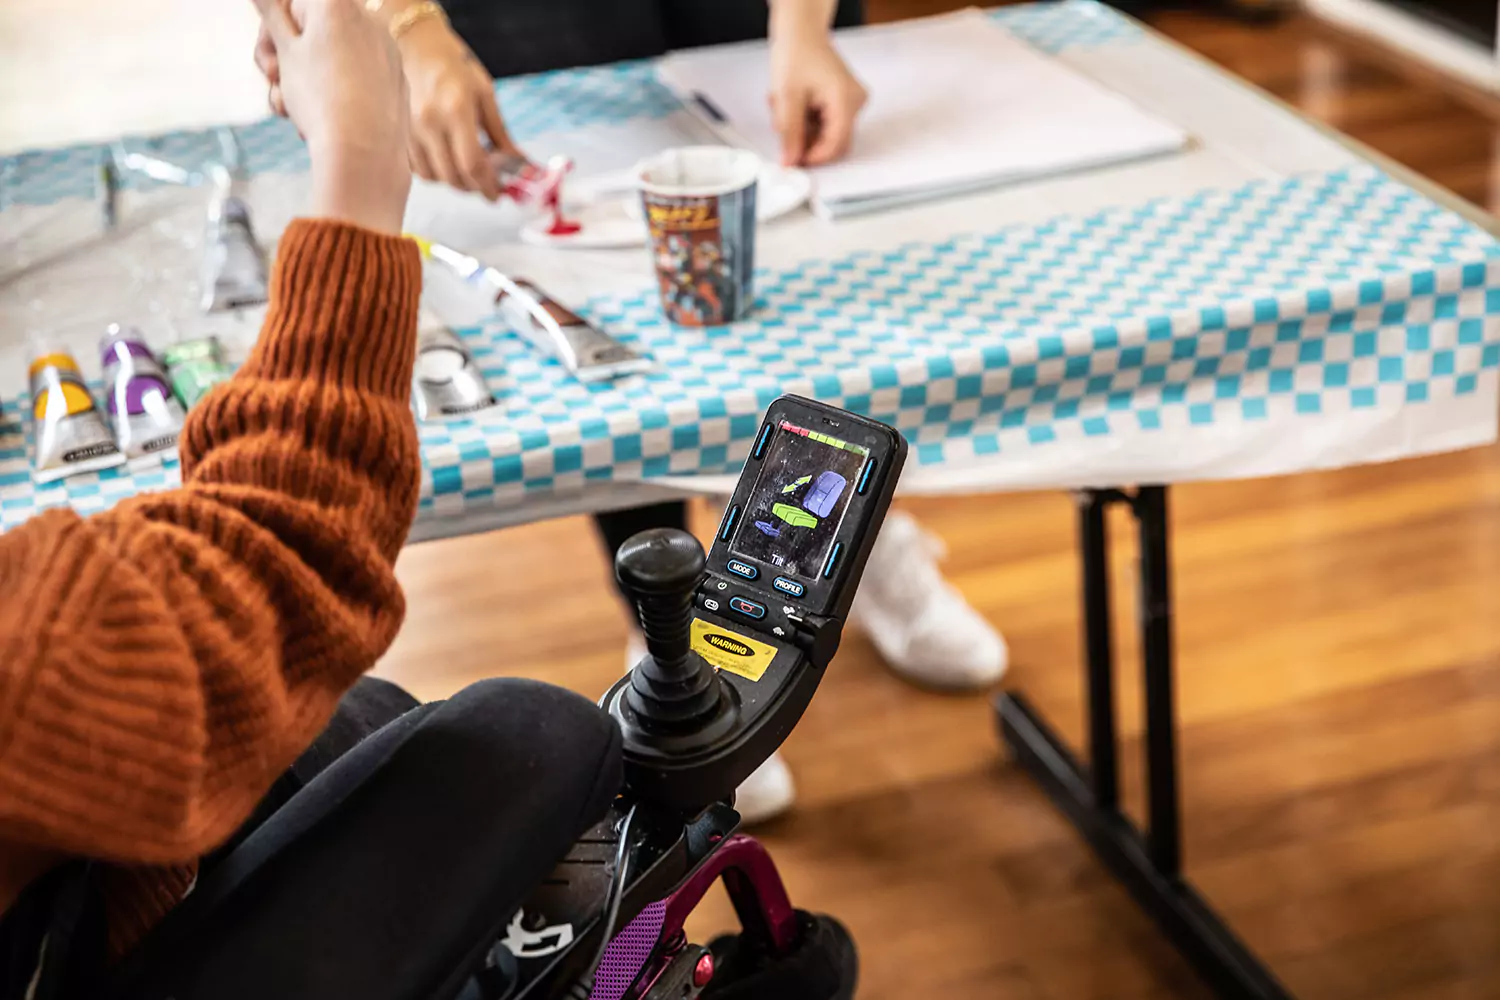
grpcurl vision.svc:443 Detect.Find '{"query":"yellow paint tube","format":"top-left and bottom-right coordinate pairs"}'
top-left (29, 348), bottom-right (126, 483)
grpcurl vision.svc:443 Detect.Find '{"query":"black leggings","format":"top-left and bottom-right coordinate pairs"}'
top-left (107, 677), bottom-right (623, 1000)
top-left (594, 500), bottom-right (690, 601)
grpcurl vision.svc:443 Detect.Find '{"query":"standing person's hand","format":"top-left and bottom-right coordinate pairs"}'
top-left (254, 22), bottom-right (286, 117)
top-left (397, 17), bottom-right (521, 201)
top-left (251, 0), bottom-right (412, 233)
top-left (768, 0), bottom-right (867, 167)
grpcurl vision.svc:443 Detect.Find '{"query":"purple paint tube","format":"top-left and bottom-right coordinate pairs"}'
top-left (99, 325), bottom-right (186, 461)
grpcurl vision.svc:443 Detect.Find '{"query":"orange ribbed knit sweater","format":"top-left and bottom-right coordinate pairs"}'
top-left (0, 218), bottom-right (422, 955)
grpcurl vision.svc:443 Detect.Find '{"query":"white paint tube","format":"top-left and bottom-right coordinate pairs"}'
top-left (28, 346), bottom-right (126, 484)
top-left (412, 324), bottom-right (499, 420)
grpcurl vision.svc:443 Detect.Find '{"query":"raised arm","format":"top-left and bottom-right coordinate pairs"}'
top-left (0, 0), bottom-right (418, 906)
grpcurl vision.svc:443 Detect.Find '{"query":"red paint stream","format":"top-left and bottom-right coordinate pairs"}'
top-left (545, 200), bottom-right (581, 236)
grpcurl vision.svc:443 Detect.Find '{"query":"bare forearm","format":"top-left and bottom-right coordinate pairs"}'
top-left (769, 0), bottom-right (840, 41)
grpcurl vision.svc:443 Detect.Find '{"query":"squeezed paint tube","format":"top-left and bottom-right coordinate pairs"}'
top-left (100, 325), bottom-right (186, 460)
top-left (201, 165), bottom-right (269, 312)
top-left (411, 236), bottom-right (651, 382)
top-left (412, 324), bottom-right (499, 420)
top-left (28, 347), bottom-right (126, 483)
top-left (494, 153), bottom-right (579, 235)
top-left (161, 337), bottom-right (233, 409)
top-left (493, 276), bottom-right (652, 382)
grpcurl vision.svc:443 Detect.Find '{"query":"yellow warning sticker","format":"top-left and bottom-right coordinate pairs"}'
top-left (691, 618), bottom-right (779, 682)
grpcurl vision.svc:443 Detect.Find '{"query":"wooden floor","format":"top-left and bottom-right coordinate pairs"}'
top-left (372, 8), bottom-right (1500, 1000)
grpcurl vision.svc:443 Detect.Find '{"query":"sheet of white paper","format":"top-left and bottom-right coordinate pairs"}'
top-left (657, 9), bottom-right (1190, 211)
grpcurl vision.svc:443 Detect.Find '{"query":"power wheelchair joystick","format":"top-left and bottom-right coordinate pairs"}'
top-left (615, 529), bottom-right (732, 733)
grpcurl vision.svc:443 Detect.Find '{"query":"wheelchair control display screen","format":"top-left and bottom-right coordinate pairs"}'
top-left (729, 420), bottom-right (867, 579)
top-left (706, 395), bottom-right (906, 625)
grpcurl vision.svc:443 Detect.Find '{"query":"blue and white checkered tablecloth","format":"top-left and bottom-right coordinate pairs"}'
top-left (2, 1), bottom-right (1498, 537)
top-left (0, 1), bottom-right (1136, 209)
top-left (4, 162), bottom-right (1498, 533)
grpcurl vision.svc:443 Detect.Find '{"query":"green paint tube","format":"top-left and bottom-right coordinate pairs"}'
top-left (161, 337), bottom-right (233, 409)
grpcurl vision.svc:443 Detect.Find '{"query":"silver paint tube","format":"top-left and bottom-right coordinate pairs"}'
top-left (413, 236), bottom-right (651, 382)
top-left (201, 164), bottom-right (269, 312)
top-left (413, 325), bottom-right (498, 420)
top-left (492, 274), bottom-right (652, 382)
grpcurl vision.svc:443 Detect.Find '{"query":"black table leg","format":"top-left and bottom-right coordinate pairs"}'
top-left (994, 486), bottom-right (1295, 1000)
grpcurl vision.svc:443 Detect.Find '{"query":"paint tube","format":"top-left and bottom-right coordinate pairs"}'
top-left (494, 153), bottom-right (579, 235)
top-left (28, 347), bottom-right (125, 483)
top-left (161, 337), bottom-right (233, 410)
top-left (99, 325), bottom-right (186, 461)
top-left (410, 236), bottom-right (651, 382)
top-left (493, 275), bottom-right (651, 382)
top-left (413, 324), bottom-right (498, 420)
top-left (495, 152), bottom-right (573, 209)
top-left (201, 165), bottom-right (268, 313)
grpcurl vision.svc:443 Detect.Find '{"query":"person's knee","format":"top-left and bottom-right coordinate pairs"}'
top-left (424, 678), bottom-right (623, 828)
top-left (109, 681), bottom-right (624, 998)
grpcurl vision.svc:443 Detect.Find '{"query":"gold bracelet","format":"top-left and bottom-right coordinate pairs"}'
top-left (388, 1), bottom-right (447, 42)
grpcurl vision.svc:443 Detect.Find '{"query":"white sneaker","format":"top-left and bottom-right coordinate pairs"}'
top-left (848, 511), bottom-right (1008, 691)
top-left (621, 631), bottom-right (797, 824)
top-left (733, 752), bottom-right (796, 825)
top-left (624, 630), bottom-right (648, 673)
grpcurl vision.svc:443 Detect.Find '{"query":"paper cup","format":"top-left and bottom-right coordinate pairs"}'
top-left (636, 147), bottom-right (759, 327)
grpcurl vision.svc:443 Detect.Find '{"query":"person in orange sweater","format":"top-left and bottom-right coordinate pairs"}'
top-left (0, 2), bottom-right (620, 997)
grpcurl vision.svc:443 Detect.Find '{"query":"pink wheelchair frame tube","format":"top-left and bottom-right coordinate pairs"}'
top-left (661, 834), bottom-right (798, 954)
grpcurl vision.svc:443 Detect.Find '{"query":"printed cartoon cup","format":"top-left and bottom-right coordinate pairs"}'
top-left (636, 147), bottom-right (759, 327)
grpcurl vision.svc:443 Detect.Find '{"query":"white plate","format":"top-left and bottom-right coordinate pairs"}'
top-left (521, 164), bottom-right (812, 250)
top-left (519, 201), bottom-right (651, 250)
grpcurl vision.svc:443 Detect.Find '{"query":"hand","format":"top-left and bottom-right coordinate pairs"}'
top-left (397, 18), bottom-right (521, 201)
top-left (251, 0), bottom-right (412, 233)
top-left (254, 22), bottom-right (285, 117)
top-left (767, 10), bottom-right (867, 167)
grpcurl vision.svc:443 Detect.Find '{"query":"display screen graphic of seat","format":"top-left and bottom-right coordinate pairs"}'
top-left (733, 420), bottom-right (868, 579)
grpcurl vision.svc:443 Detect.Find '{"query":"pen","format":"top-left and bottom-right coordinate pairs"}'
top-left (688, 91), bottom-right (758, 151)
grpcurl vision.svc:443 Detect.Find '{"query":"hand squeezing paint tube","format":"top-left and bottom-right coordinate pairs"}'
top-left (28, 346), bottom-right (126, 483)
top-left (412, 324), bottom-right (499, 420)
top-left (412, 236), bottom-right (651, 382)
top-left (201, 164), bottom-right (269, 313)
top-left (161, 337), bottom-right (233, 409)
top-left (100, 325), bottom-right (186, 460)
top-left (494, 153), bottom-right (579, 236)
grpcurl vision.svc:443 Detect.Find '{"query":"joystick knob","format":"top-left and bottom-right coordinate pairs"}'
top-left (616, 529), bottom-right (728, 729)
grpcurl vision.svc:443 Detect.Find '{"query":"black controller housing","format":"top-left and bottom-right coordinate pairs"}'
top-left (602, 395), bottom-right (906, 812)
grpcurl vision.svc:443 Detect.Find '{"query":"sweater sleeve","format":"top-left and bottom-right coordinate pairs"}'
top-left (0, 218), bottom-right (422, 866)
